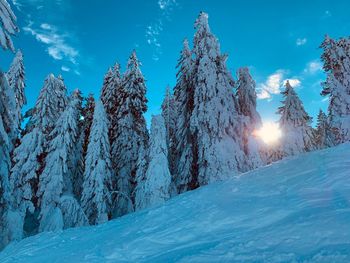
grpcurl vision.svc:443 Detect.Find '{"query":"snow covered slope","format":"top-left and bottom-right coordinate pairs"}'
top-left (1, 143), bottom-right (350, 262)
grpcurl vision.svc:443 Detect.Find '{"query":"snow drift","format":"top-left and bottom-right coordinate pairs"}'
top-left (1, 143), bottom-right (350, 262)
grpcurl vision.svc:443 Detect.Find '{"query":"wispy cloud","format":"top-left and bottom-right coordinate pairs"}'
top-left (23, 21), bottom-right (80, 73)
top-left (257, 70), bottom-right (301, 100)
top-left (304, 60), bottom-right (323, 74)
top-left (61, 66), bottom-right (70, 72)
top-left (146, 0), bottom-right (178, 61)
top-left (283, 78), bottom-right (301, 87)
top-left (296, 38), bottom-right (307, 46)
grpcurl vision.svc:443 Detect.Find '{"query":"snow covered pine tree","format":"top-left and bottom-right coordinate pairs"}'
top-left (10, 74), bottom-right (67, 238)
top-left (0, 72), bottom-right (16, 249)
top-left (320, 35), bottom-right (350, 144)
top-left (179, 12), bottom-right (246, 188)
top-left (6, 50), bottom-right (26, 138)
top-left (235, 67), bottom-right (264, 170)
top-left (161, 86), bottom-right (177, 184)
top-left (173, 39), bottom-right (195, 193)
top-left (112, 51), bottom-right (149, 217)
top-left (0, 1), bottom-right (20, 247)
top-left (277, 80), bottom-right (316, 158)
top-left (315, 109), bottom-right (334, 149)
top-left (37, 90), bottom-right (87, 232)
top-left (135, 115), bottom-right (173, 210)
top-left (81, 99), bottom-right (113, 225)
top-left (0, 0), bottom-right (18, 51)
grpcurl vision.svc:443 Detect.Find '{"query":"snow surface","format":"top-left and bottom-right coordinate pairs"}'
top-left (1, 143), bottom-right (350, 262)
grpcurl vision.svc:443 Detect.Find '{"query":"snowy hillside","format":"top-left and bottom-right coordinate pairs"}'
top-left (1, 143), bottom-right (350, 263)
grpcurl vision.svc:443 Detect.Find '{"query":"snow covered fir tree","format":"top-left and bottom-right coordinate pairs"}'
top-left (0, 1), bottom-right (350, 258)
top-left (274, 80), bottom-right (316, 159)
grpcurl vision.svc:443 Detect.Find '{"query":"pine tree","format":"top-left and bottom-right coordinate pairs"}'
top-left (235, 67), bottom-right (264, 169)
top-left (82, 94), bottom-right (95, 156)
top-left (277, 80), bottom-right (316, 157)
top-left (10, 74), bottom-right (67, 236)
top-left (101, 63), bottom-right (122, 122)
top-left (81, 99), bottom-right (112, 225)
top-left (187, 12), bottom-right (246, 187)
top-left (6, 50), bottom-right (26, 136)
top-left (100, 63), bottom-right (124, 192)
top-left (72, 94), bottom-right (95, 201)
top-left (0, 71), bottom-right (13, 248)
top-left (0, 0), bottom-right (18, 51)
top-left (161, 86), bottom-right (177, 182)
top-left (135, 115), bottom-right (172, 210)
top-left (320, 35), bottom-right (350, 143)
top-left (315, 109), bottom-right (334, 149)
top-left (112, 51), bottom-right (149, 217)
top-left (37, 90), bottom-right (84, 232)
top-left (173, 39), bottom-right (195, 193)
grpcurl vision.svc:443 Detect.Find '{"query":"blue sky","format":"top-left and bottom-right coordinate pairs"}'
top-left (1, 0), bottom-right (350, 125)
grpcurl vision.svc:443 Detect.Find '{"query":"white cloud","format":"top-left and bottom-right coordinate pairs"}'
top-left (257, 89), bottom-right (271, 100)
top-left (23, 21), bottom-right (79, 65)
top-left (61, 66), bottom-right (70, 72)
top-left (283, 78), bottom-right (301, 87)
top-left (304, 60), bottom-right (323, 74)
top-left (257, 70), bottom-right (302, 100)
top-left (296, 38), bottom-right (307, 46)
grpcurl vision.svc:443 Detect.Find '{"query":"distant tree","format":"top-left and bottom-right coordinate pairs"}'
top-left (112, 51), bottom-right (149, 217)
top-left (0, 0), bottom-right (19, 51)
top-left (315, 109), bottom-right (334, 149)
top-left (81, 99), bottom-right (113, 225)
top-left (277, 80), bottom-right (316, 158)
top-left (161, 86), bottom-right (177, 181)
top-left (135, 115), bottom-right (172, 210)
top-left (236, 67), bottom-right (264, 169)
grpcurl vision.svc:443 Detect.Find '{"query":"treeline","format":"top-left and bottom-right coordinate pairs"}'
top-left (1, 1), bottom-right (350, 249)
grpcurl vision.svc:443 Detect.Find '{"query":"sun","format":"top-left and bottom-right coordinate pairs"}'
top-left (254, 122), bottom-right (282, 144)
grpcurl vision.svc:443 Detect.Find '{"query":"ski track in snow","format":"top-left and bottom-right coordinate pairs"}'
top-left (1, 143), bottom-right (350, 262)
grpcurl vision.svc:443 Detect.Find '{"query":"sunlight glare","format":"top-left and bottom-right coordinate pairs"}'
top-left (255, 122), bottom-right (282, 144)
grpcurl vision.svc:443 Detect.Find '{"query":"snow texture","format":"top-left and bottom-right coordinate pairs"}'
top-left (1, 143), bottom-right (349, 262)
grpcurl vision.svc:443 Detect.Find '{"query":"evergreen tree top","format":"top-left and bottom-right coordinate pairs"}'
top-left (278, 80), bottom-right (312, 127)
top-left (122, 50), bottom-right (147, 114)
top-left (193, 12), bottom-right (220, 58)
top-left (316, 109), bottom-right (327, 125)
top-left (125, 51), bottom-right (142, 77)
top-left (194, 12), bottom-right (210, 33)
top-left (31, 73), bottom-right (67, 131)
